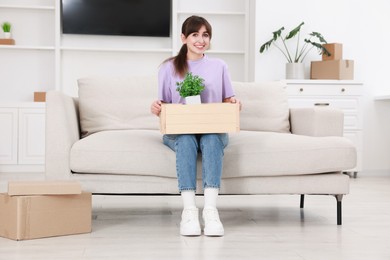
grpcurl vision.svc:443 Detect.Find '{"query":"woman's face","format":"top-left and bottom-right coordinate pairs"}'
top-left (181, 25), bottom-right (210, 60)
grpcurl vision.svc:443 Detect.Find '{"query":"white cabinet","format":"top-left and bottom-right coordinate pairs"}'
top-left (0, 108), bottom-right (18, 164)
top-left (285, 80), bottom-right (363, 173)
top-left (0, 103), bottom-right (45, 172)
top-left (18, 108), bottom-right (46, 165)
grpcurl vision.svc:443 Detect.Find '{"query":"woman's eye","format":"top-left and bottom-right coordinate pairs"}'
top-left (192, 33), bottom-right (198, 37)
top-left (203, 33), bottom-right (209, 38)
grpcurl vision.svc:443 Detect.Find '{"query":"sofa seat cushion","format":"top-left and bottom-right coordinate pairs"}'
top-left (70, 130), bottom-right (356, 179)
top-left (223, 131), bottom-right (356, 178)
top-left (70, 130), bottom-right (177, 178)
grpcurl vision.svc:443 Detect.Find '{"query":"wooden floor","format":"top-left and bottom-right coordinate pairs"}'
top-left (0, 174), bottom-right (390, 260)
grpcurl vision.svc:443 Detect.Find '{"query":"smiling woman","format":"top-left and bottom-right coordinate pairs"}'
top-left (150, 15), bottom-right (241, 237)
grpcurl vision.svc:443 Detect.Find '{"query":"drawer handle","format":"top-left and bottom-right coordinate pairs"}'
top-left (314, 103), bottom-right (330, 106)
top-left (341, 88), bottom-right (346, 92)
top-left (299, 88), bottom-right (304, 92)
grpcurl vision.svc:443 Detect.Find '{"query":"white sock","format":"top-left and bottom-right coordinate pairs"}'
top-left (181, 190), bottom-right (196, 209)
top-left (204, 188), bottom-right (219, 209)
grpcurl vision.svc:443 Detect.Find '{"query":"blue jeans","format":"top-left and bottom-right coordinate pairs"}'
top-left (163, 134), bottom-right (229, 192)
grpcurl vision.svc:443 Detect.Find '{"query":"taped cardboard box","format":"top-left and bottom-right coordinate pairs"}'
top-left (34, 92), bottom-right (46, 102)
top-left (311, 60), bottom-right (354, 80)
top-left (8, 180), bottom-right (82, 196)
top-left (322, 43), bottom-right (343, 61)
top-left (0, 192), bottom-right (92, 241)
top-left (160, 103), bottom-right (240, 134)
top-left (0, 39), bottom-right (15, 45)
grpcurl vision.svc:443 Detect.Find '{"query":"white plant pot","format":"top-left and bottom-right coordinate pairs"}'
top-left (4, 32), bottom-right (11, 39)
top-left (286, 63), bottom-right (305, 79)
top-left (185, 95), bottom-right (201, 104)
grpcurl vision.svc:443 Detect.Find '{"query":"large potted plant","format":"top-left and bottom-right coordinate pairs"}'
top-left (176, 72), bottom-right (205, 104)
top-left (259, 22), bottom-right (330, 79)
top-left (2, 22), bottom-right (12, 39)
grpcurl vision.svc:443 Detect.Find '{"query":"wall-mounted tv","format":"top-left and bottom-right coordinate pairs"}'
top-left (61, 0), bottom-right (171, 37)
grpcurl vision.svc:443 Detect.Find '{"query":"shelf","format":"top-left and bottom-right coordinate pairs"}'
top-left (176, 11), bottom-right (245, 16)
top-left (0, 5), bottom-right (54, 10)
top-left (60, 47), bottom-right (173, 53)
top-left (374, 95), bottom-right (390, 101)
top-left (0, 102), bottom-right (46, 108)
top-left (0, 45), bottom-right (55, 50)
top-left (207, 50), bottom-right (245, 55)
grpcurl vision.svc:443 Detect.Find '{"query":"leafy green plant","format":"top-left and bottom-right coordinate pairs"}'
top-left (176, 72), bottom-right (205, 98)
top-left (2, 22), bottom-right (11, 33)
top-left (259, 22), bottom-right (330, 63)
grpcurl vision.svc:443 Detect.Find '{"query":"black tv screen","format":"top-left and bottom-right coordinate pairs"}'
top-left (61, 0), bottom-right (171, 37)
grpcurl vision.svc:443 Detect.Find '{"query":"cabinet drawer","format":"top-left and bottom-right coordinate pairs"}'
top-left (288, 98), bottom-right (362, 129)
top-left (344, 115), bottom-right (361, 129)
top-left (286, 84), bottom-right (362, 96)
top-left (288, 98), bottom-right (359, 111)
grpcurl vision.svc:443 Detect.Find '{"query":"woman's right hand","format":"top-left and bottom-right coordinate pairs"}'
top-left (151, 100), bottom-right (162, 116)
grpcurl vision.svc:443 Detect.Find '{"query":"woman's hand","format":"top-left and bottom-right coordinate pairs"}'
top-left (151, 100), bottom-right (162, 116)
top-left (223, 97), bottom-right (242, 111)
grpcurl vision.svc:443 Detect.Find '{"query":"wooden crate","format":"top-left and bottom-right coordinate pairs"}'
top-left (160, 103), bottom-right (240, 134)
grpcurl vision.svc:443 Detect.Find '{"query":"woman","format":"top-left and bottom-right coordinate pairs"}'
top-left (151, 16), bottom-right (240, 236)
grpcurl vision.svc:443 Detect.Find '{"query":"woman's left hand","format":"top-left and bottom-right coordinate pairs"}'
top-left (223, 97), bottom-right (242, 111)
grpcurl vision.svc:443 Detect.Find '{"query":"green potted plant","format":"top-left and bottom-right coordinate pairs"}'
top-left (176, 72), bottom-right (205, 104)
top-left (259, 22), bottom-right (330, 79)
top-left (2, 22), bottom-right (12, 39)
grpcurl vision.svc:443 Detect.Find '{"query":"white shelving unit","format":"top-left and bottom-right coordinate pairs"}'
top-left (1, 0), bottom-right (254, 102)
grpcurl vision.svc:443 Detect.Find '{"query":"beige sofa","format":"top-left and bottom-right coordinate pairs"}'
top-left (45, 77), bottom-right (356, 225)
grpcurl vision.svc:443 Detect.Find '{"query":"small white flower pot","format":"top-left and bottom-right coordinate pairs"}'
top-left (185, 95), bottom-right (201, 104)
top-left (286, 63), bottom-right (305, 79)
top-left (4, 32), bottom-right (11, 39)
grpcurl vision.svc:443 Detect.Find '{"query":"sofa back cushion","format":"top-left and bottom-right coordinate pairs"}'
top-left (233, 81), bottom-right (290, 133)
top-left (78, 76), bottom-right (158, 137)
top-left (78, 77), bottom-right (290, 137)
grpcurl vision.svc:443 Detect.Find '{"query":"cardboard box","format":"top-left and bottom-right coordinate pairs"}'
top-left (322, 43), bottom-right (343, 61)
top-left (0, 192), bottom-right (92, 241)
top-left (0, 39), bottom-right (15, 45)
top-left (160, 103), bottom-right (240, 134)
top-left (34, 92), bottom-right (46, 102)
top-left (310, 60), bottom-right (354, 80)
top-left (8, 181), bottom-right (82, 196)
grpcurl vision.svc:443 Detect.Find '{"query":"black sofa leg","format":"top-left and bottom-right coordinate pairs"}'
top-left (335, 194), bottom-right (343, 225)
top-left (300, 194), bottom-right (305, 208)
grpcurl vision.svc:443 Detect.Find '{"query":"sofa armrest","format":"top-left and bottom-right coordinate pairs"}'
top-left (289, 107), bottom-right (344, 137)
top-left (45, 91), bottom-right (80, 180)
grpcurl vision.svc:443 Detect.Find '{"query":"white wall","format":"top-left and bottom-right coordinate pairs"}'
top-left (254, 0), bottom-right (390, 173)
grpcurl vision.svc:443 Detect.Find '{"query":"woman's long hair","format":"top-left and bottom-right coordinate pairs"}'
top-left (167, 16), bottom-right (212, 77)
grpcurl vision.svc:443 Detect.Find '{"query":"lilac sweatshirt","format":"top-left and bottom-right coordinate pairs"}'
top-left (158, 55), bottom-right (235, 104)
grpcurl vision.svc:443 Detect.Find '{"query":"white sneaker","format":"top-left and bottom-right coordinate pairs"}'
top-left (202, 208), bottom-right (224, 236)
top-left (180, 208), bottom-right (201, 236)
